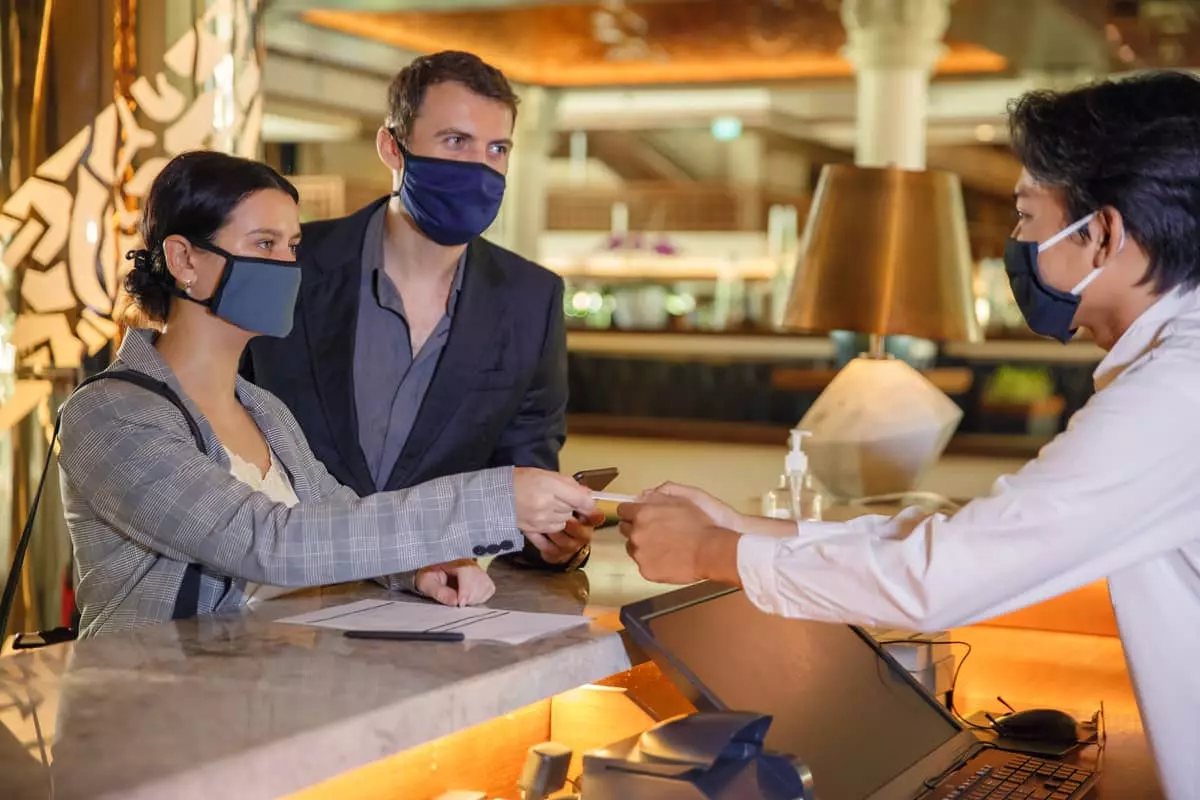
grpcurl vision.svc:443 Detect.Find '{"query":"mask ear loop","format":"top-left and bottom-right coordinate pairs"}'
top-left (1038, 211), bottom-right (1097, 253)
top-left (1070, 221), bottom-right (1125, 295)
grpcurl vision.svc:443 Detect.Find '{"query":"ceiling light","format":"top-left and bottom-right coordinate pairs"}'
top-left (711, 116), bottom-right (743, 141)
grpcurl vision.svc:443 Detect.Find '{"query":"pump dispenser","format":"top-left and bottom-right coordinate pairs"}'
top-left (786, 429), bottom-right (811, 480)
top-left (786, 429), bottom-right (823, 522)
top-left (761, 430), bottom-right (825, 520)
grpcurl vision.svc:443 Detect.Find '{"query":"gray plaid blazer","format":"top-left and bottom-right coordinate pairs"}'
top-left (58, 329), bottom-right (520, 638)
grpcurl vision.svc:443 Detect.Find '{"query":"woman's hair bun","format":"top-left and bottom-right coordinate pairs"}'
top-left (125, 248), bottom-right (152, 271)
top-left (122, 247), bottom-right (173, 323)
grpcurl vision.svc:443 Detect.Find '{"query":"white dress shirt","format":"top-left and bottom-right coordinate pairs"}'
top-left (737, 287), bottom-right (1200, 800)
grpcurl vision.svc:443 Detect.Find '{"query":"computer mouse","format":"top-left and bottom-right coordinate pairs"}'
top-left (992, 708), bottom-right (1079, 744)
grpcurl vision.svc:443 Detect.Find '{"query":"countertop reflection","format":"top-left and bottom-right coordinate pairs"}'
top-left (0, 532), bottom-right (665, 800)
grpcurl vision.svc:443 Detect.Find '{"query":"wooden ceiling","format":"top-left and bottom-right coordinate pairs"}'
top-left (302, 1), bottom-right (1008, 87)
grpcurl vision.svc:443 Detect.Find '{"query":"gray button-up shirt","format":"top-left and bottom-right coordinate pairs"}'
top-left (354, 206), bottom-right (466, 490)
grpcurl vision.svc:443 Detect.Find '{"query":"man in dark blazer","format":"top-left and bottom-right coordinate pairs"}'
top-left (243, 51), bottom-right (596, 584)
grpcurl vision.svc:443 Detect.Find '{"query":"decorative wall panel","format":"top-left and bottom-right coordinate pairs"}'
top-left (0, 0), bottom-right (263, 371)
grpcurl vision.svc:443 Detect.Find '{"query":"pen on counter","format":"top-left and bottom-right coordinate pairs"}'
top-left (343, 630), bottom-right (466, 642)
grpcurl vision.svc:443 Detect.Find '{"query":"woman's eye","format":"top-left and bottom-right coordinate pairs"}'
top-left (256, 239), bottom-right (274, 251)
top-left (289, 243), bottom-right (299, 254)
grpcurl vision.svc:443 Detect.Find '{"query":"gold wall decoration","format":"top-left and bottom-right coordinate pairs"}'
top-left (0, 0), bottom-right (263, 370)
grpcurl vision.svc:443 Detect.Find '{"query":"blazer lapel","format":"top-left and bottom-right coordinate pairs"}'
top-left (300, 202), bottom-right (383, 496)
top-left (384, 239), bottom-right (508, 490)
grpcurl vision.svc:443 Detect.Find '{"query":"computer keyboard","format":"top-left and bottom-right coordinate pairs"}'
top-left (940, 754), bottom-right (1096, 799)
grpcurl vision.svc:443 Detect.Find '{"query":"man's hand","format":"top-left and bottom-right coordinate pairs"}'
top-left (640, 483), bottom-right (744, 531)
top-left (617, 497), bottom-right (742, 586)
top-left (414, 559), bottom-right (495, 607)
top-left (536, 510), bottom-right (604, 564)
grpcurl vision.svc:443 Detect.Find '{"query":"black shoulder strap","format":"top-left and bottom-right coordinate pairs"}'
top-left (81, 371), bottom-right (209, 456)
top-left (0, 370), bottom-right (211, 645)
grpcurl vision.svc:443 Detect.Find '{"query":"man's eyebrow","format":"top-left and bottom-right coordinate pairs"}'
top-left (434, 127), bottom-right (473, 139)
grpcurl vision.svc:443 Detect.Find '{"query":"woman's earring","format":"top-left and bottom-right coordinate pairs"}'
top-left (183, 278), bottom-right (195, 296)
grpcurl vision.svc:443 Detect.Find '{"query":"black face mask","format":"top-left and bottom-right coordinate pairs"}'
top-left (178, 240), bottom-right (302, 338)
top-left (1003, 213), bottom-right (1104, 344)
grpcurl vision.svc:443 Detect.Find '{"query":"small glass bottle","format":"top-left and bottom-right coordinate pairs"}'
top-left (761, 474), bottom-right (793, 519)
top-left (788, 468), bottom-right (825, 522)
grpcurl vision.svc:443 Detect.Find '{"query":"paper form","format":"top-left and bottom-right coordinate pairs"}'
top-left (275, 599), bottom-right (589, 645)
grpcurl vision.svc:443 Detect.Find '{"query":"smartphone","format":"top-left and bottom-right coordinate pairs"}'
top-left (572, 467), bottom-right (619, 525)
top-left (573, 467), bottom-right (618, 492)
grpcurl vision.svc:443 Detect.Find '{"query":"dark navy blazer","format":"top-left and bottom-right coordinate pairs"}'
top-left (242, 197), bottom-right (568, 498)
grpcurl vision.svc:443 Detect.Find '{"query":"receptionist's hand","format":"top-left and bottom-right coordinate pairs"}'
top-left (617, 497), bottom-right (742, 586)
top-left (640, 483), bottom-right (743, 531)
top-left (415, 559), bottom-right (496, 607)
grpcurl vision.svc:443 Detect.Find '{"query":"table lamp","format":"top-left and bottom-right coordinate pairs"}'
top-left (782, 164), bottom-right (981, 500)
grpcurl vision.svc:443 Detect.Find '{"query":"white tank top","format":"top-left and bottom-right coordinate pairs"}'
top-left (226, 447), bottom-right (299, 605)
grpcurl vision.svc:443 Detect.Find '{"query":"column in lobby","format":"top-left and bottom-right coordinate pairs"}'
top-left (841, 0), bottom-right (951, 171)
top-left (0, 0), bottom-right (262, 638)
top-left (493, 84), bottom-right (558, 260)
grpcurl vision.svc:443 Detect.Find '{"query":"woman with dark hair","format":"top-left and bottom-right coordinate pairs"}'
top-left (616, 71), bottom-right (1200, 798)
top-left (58, 150), bottom-right (594, 637)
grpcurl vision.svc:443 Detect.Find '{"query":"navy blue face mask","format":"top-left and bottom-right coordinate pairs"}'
top-left (1003, 213), bottom-right (1108, 344)
top-left (177, 240), bottom-right (302, 338)
top-left (389, 131), bottom-right (507, 246)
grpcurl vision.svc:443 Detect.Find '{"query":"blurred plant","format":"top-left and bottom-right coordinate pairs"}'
top-left (983, 366), bottom-right (1054, 405)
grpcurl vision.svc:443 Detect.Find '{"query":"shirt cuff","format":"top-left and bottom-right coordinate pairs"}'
top-left (793, 519), bottom-right (855, 545)
top-left (737, 534), bottom-right (787, 616)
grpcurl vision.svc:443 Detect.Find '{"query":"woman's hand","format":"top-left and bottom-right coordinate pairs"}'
top-left (414, 559), bottom-right (495, 607)
top-left (512, 468), bottom-right (596, 536)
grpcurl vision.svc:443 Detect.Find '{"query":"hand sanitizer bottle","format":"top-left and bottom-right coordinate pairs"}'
top-left (785, 429), bottom-right (824, 522)
top-left (761, 474), bottom-right (792, 519)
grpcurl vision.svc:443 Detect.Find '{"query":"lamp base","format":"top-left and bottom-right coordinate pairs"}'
top-left (798, 356), bottom-right (962, 500)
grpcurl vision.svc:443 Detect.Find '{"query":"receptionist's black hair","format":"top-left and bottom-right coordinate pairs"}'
top-left (1009, 70), bottom-right (1200, 295)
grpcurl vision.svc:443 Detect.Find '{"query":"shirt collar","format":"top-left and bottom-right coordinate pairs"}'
top-left (1093, 286), bottom-right (1195, 389)
top-left (367, 205), bottom-right (468, 317)
top-left (445, 250), bottom-right (467, 316)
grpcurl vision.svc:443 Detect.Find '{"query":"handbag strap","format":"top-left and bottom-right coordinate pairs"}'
top-left (1, 370), bottom-right (216, 643)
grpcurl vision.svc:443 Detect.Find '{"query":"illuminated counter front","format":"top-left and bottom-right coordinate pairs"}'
top-left (0, 530), bottom-right (1160, 800)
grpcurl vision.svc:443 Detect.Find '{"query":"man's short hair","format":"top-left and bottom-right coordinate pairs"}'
top-left (1008, 71), bottom-right (1200, 294)
top-left (385, 50), bottom-right (519, 141)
